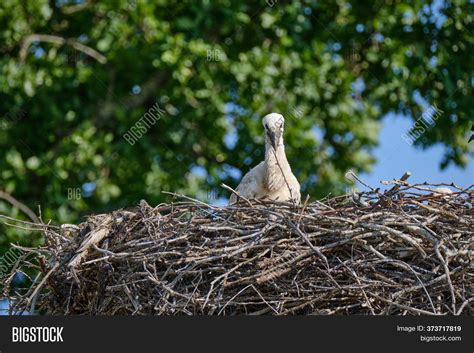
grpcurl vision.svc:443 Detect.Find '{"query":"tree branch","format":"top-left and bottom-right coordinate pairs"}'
top-left (19, 34), bottom-right (107, 64)
top-left (61, 1), bottom-right (91, 14)
top-left (0, 190), bottom-right (40, 224)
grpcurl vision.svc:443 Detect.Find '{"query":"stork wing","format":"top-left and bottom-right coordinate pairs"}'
top-left (229, 163), bottom-right (264, 203)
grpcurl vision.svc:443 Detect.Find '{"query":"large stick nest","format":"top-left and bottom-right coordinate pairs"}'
top-left (3, 180), bottom-right (474, 315)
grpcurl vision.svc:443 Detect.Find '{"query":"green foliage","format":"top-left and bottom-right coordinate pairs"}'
top-left (0, 0), bottom-right (472, 252)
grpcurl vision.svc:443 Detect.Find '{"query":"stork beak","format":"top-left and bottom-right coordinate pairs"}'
top-left (267, 130), bottom-right (280, 150)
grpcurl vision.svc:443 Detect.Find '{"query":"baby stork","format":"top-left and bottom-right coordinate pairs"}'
top-left (229, 113), bottom-right (301, 204)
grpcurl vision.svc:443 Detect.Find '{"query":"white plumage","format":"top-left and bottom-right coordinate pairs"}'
top-left (229, 113), bottom-right (301, 204)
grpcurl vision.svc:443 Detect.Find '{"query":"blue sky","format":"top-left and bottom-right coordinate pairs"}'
top-left (0, 299), bottom-right (8, 315)
top-left (361, 113), bottom-right (473, 190)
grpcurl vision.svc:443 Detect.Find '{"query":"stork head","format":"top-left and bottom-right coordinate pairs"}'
top-left (263, 113), bottom-right (284, 150)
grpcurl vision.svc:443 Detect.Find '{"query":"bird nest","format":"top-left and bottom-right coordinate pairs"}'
top-left (3, 179), bottom-right (473, 315)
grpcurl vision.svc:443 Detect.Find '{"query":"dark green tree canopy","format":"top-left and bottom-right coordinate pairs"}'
top-left (0, 0), bottom-right (472, 250)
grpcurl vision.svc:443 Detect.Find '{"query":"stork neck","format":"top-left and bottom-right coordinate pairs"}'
top-left (264, 140), bottom-right (291, 190)
top-left (265, 142), bottom-right (287, 162)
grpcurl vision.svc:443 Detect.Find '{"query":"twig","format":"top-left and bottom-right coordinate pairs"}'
top-left (220, 184), bottom-right (253, 207)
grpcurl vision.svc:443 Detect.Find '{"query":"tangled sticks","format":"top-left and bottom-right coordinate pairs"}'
top-left (5, 180), bottom-right (473, 315)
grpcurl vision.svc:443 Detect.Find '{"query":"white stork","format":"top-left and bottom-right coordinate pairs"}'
top-left (229, 113), bottom-right (301, 204)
